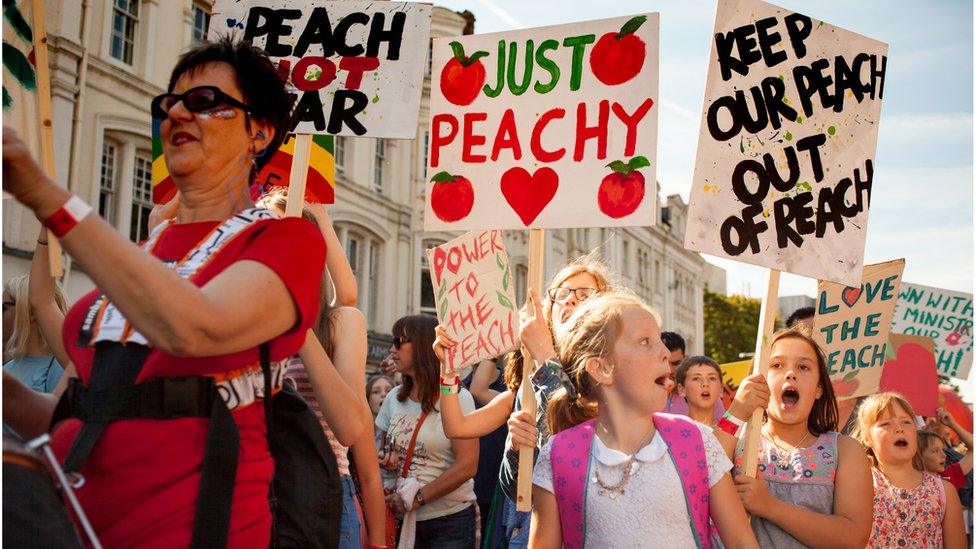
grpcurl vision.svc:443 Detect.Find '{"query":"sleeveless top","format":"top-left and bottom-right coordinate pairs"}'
top-left (868, 469), bottom-right (946, 548)
top-left (285, 356), bottom-right (350, 476)
top-left (734, 431), bottom-right (838, 548)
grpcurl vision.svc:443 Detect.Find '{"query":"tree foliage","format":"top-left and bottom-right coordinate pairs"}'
top-left (703, 289), bottom-right (761, 364)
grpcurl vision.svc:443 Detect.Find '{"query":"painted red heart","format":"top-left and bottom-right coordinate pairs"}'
top-left (880, 342), bottom-right (939, 416)
top-left (841, 286), bottom-right (863, 308)
top-left (500, 167), bottom-right (558, 226)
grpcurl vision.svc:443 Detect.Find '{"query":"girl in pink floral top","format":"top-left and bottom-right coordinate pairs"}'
top-left (852, 392), bottom-right (967, 548)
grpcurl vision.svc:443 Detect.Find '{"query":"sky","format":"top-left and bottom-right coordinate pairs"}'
top-left (435, 0), bottom-right (974, 301)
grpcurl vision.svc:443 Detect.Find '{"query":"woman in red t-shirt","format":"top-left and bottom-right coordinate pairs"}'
top-left (2, 39), bottom-right (339, 548)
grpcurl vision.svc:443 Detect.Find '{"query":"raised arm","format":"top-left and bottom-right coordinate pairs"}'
top-left (307, 203), bottom-right (357, 307)
top-left (349, 430), bottom-right (387, 547)
top-left (469, 358), bottom-right (502, 405)
top-left (28, 229), bottom-right (69, 369)
top-left (5, 127), bottom-right (321, 357)
top-left (713, 373), bottom-right (770, 460)
top-left (942, 478), bottom-right (968, 549)
top-left (735, 434), bottom-right (873, 548)
top-left (297, 329), bottom-right (370, 446)
top-left (939, 407), bottom-right (973, 475)
top-left (434, 325), bottom-right (516, 439)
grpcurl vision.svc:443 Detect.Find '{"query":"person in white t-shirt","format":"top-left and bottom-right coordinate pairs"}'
top-left (376, 314), bottom-right (479, 547)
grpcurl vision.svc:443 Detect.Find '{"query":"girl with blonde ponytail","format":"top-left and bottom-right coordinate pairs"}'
top-left (529, 291), bottom-right (756, 549)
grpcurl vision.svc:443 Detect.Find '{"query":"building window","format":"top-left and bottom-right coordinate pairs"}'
top-left (341, 226), bottom-right (383, 325)
top-left (654, 259), bottom-right (662, 293)
top-left (637, 249), bottom-right (649, 290)
top-left (368, 242), bottom-right (380, 321)
top-left (99, 142), bottom-right (118, 225)
top-left (110, 0), bottom-right (139, 64)
top-left (130, 152), bottom-right (153, 241)
top-left (420, 130), bottom-right (429, 178)
top-left (374, 139), bottom-right (386, 192)
top-left (335, 136), bottom-right (346, 172)
top-left (191, 2), bottom-right (211, 44)
top-left (426, 39), bottom-right (433, 76)
top-left (622, 240), bottom-right (630, 277)
top-left (420, 240), bottom-right (444, 316)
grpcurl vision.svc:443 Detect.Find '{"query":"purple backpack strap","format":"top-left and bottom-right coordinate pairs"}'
top-left (654, 413), bottom-right (712, 549)
top-left (550, 419), bottom-right (596, 549)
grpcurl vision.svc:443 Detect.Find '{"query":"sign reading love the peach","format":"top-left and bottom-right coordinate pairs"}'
top-left (426, 231), bottom-right (520, 371)
top-left (424, 14), bottom-right (659, 230)
top-left (812, 259), bottom-right (904, 400)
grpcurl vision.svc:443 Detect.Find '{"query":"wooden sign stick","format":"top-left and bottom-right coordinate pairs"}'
top-left (741, 268), bottom-right (780, 477)
top-left (516, 228), bottom-right (545, 512)
top-left (30, 0), bottom-right (64, 276)
top-left (284, 134), bottom-right (312, 217)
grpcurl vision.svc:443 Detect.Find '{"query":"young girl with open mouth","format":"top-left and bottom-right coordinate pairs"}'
top-left (852, 392), bottom-right (967, 548)
top-left (510, 290), bottom-right (756, 548)
top-left (716, 327), bottom-right (873, 548)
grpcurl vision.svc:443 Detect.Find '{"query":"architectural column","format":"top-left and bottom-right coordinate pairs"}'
top-left (116, 140), bottom-right (136, 235)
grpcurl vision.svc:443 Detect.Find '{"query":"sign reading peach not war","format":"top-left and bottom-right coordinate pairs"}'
top-left (426, 231), bottom-right (519, 371)
top-left (211, 0), bottom-right (432, 137)
top-left (685, 0), bottom-right (888, 286)
top-left (812, 259), bottom-right (904, 400)
top-left (424, 14), bottom-right (659, 231)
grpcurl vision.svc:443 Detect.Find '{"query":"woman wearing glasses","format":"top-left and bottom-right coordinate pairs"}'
top-left (433, 252), bottom-right (615, 547)
top-left (1, 39), bottom-right (340, 547)
top-left (376, 314), bottom-right (480, 547)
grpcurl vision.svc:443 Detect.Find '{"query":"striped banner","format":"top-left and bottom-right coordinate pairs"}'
top-left (151, 123), bottom-right (335, 205)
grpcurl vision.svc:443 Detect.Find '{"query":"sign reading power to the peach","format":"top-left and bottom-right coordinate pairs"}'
top-left (424, 14), bottom-right (659, 231)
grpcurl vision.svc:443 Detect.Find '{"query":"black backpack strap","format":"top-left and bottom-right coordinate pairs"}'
top-left (189, 386), bottom-right (239, 549)
top-left (63, 344), bottom-right (150, 471)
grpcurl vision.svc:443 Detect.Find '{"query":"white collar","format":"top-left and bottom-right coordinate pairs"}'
top-left (592, 431), bottom-right (667, 466)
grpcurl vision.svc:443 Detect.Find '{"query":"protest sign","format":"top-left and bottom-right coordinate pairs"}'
top-left (891, 282), bottom-right (973, 379)
top-left (719, 359), bottom-right (751, 409)
top-left (685, 0), bottom-right (888, 286)
top-left (426, 231), bottom-right (519, 371)
top-left (151, 124), bottom-right (335, 204)
top-left (424, 14), bottom-right (659, 230)
top-left (813, 259), bottom-right (903, 400)
top-left (210, 1), bottom-right (431, 137)
top-left (3, 0), bottom-right (41, 161)
top-left (880, 334), bottom-right (939, 417)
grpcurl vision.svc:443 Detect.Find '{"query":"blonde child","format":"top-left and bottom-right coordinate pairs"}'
top-left (717, 327), bottom-right (873, 548)
top-left (435, 254), bottom-right (615, 546)
top-left (517, 291), bottom-right (756, 548)
top-left (675, 355), bottom-right (724, 427)
top-left (852, 393), bottom-right (967, 548)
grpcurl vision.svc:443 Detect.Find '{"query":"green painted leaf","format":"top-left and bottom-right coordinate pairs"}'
top-left (464, 50), bottom-right (489, 66)
top-left (503, 267), bottom-right (510, 291)
top-left (843, 370), bottom-right (858, 381)
top-left (497, 291), bottom-right (515, 311)
top-left (495, 252), bottom-right (505, 271)
top-left (606, 160), bottom-right (628, 174)
top-left (4, 4), bottom-right (33, 44)
top-left (439, 299), bottom-right (448, 319)
top-left (438, 280), bottom-right (447, 300)
top-left (430, 171), bottom-right (454, 183)
top-left (617, 15), bottom-right (647, 39)
top-left (2, 42), bottom-right (36, 91)
top-left (449, 41), bottom-right (467, 63)
top-left (627, 155), bottom-right (651, 171)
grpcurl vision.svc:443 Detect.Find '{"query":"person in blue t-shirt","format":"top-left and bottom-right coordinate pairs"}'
top-left (3, 271), bottom-right (68, 399)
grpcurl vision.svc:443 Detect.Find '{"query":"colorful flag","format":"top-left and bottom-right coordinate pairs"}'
top-left (151, 124), bottom-right (335, 205)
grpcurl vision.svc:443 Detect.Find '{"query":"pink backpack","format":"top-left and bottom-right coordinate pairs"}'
top-left (550, 413), bottom-right (711, 549)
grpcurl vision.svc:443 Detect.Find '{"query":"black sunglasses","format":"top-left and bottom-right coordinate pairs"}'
top-left (393, 336), bottom-right (410, 349)
top-left (151, 86), bottom-right (251, 119)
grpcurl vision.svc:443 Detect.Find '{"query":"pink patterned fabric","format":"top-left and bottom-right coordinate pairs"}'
top-left (550, 413), bottom-right (710, 549)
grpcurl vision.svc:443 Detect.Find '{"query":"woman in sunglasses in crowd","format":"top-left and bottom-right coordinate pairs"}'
top-left (432, 252), bottom-right (615, 547)
top-left (376, 314), bottom-right (480, 546)
top-left (0, 39), bottom-right (368, 547)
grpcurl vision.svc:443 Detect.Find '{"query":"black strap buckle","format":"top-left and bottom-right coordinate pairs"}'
top-left (158, 377), bottom-right (214, 419)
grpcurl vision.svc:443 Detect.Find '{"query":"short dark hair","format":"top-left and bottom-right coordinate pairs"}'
top-left (661, 331), bottom-right (685, 353)
top-left (167, 37), bottom-right (293, 170)
top-left (785, 307), bottom-right (815, 328)
top-left (676, 355), bottom-right (721, 386)
top-left (392, 315), bottom-right (440, 414)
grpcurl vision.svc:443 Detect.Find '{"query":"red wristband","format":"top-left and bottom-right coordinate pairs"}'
top-left (717, 416), bottom-right (740, 437)
top-left (43, 195), bottom-right (92, 238)
top-left (439, 374), bottom-right (459, 386)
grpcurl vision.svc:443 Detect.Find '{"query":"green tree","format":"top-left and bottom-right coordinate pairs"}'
top-left (704, 289), bottom-right (761, 364)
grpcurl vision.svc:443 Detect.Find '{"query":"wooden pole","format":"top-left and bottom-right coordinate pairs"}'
top-left (516, 228), bottom-right (545, 511)
top-left (284, 134), bottom-right (312, 217)
top-left (741, 268), bottom-right (780, 476)
top-left (30, 0), bottom-right (63, 276)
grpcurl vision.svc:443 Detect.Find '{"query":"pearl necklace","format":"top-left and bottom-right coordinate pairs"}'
top-left (590, 425), bottom-right (656, 500)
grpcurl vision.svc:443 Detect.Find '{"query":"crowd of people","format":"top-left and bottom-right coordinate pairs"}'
top-left (2, 38), bottom-right (973, 549)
